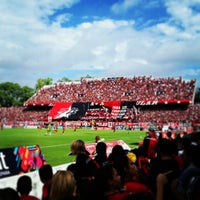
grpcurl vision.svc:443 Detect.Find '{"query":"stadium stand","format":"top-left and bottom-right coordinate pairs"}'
top-left (24, 76), bottom-right (195, 104)
top-left (0, 76), bottom-right (200, 131)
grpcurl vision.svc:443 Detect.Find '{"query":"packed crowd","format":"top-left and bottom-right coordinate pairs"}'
top-left (138, 104), bottom-right (200, 123)
top-left (1, 130), bottom-right (200, 200)
top-left (0, 76), bottom-right (199, 127)
top-left (0, 104), bottom-right (200, 127)
top-left (25, 76), bottom-right (196, 104)
top-left (0, 107), bottom-right (48, 123)
top-left (82, 104), bottom-right (200, 123)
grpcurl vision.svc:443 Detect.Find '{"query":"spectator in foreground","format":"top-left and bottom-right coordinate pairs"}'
top-left (70, 139), bottom-right (100, 180)
top-left (94, 164), bottom-right (127, 200)
top-left (0, 187), bottom-right (20, 200)
top-left (171, 142), bottom-right (200, 200)
top-left (16, 175), bottom-right (39, 200)
top-left (94, 141), bottom-right (109, 167)
top-left (148, 138), bottom-right (180, 200)
top-left (70, 139), bottom-right (100, 200)
top-left (49, 170), bottom-right (78, 200)
top-left (142, 129), bottom-right (158, 159)
top-left (39, 164), bottom-right (53, 200)
top-left (112, 153), bottom-right (154, 200)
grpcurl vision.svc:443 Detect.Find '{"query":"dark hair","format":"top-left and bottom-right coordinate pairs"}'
top-left (109, 144), bottom-right (125, 162)
top-left (167, 131), bottom-right (172, 138)
top-left (17, 175), bottom-right (32, 195)
top-left (39, 164), bottom-right (53, 182)
top-left (157, 138), bottom-right (175, 156)
top-left (94, 164), bottom-right (115, 193)
top-left (0, 187), bottom-right (20, 200)
top-left (96, 142), bottom-right (107, 154)
top-left (184, 143), bottom-right (200, 167)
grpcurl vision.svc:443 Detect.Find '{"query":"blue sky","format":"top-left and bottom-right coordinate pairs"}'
top-left (0, 0), bottom-right (200, 87)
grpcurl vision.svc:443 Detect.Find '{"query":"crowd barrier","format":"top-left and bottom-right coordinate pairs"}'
top-left (0, 163), bottom-right (72, 199)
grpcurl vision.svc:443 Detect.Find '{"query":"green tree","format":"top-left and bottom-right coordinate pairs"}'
top-left (35, 77), bottom-right (53, 91)
top-left (80, 74), bottom-right (93, 81)
top-left (0, 82), bottom-right (34, 106)
top-left (57, 77), bottom-right (72, 82)
top-left (20, 86), bottom-right (35, 103)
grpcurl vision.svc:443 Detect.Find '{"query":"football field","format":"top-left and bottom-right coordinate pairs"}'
top-left (0, 127), bottom-right (146, 166)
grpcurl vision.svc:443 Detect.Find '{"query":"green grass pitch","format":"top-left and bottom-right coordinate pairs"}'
top-left (0, 128), bottom-right (147, 166)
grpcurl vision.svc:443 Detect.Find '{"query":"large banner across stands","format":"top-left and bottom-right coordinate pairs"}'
top-left (0, 145), bottom-right (46, 179)
top-left (48, 102), bottom-right (89, 120)
top-left (85, 140), bottom-right (131, 156)
top-left (48, 101), bottom-right (137, 120)
top-left (46, 100), bottom-right (191, 121)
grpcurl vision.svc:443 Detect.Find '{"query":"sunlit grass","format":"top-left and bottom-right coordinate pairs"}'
top-left (0, 128), bottom-right (146, 166)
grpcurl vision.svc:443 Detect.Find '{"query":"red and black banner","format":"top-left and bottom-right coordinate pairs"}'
top-left (45, 100), bottom-right (191, 120)
top-left (48, 102), bottom-right (89, 120)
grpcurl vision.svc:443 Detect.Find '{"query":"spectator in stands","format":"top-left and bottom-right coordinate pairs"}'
top-left (130, 146), bottom-right (151, 185)
top-left (39, 164), bottom-right (53, 200)
top-left (70, 139), bottom-right (100, 200)
top-left (70, 139), bottom-right (90, 158)
top-left (193, 131), bottom-right (200, 145)
top-left (171, 142), bottom-right (200, 200)
top-left (24, 76), bottom-right (196, 104)
top-left (93, 164), bottom-right (128, 200)
top-left (0, 187), bottom-right (20, 200)
top-left (166, 131), bottom-right (173, 140)
top-left (49, 170), bottom-right (78, 200)
top-left (16, 175), bottom-right (39, 200)
top-left (108, 144), bottom-right (126, 163)
top-left (94, 141), bottom-right (109, 167)
top-left (142, 129), bottom-right (158, 159)
top-left (112, 153), bottom-right (154, 200)
top-left (148, 138), bottom-right (180, 200)
top-left (156, 170), bottom-right (173, 200)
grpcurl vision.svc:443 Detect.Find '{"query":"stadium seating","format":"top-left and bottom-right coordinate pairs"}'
top-left (0, 76), bottom-right (200, 131)
top-left (25, 76), bottom-right (196, 105)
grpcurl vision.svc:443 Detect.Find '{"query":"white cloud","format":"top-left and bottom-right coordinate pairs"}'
top-left (111, 0), bottom-right (139, 14)
top-left (0, 0), bottom-right (200, 87)
top-left (165, 0), bottom-right (200, 33)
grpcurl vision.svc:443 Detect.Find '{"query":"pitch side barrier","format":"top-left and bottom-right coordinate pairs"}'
top-left (0, 143), bottom-right (73, 198)
top-left (3, 120), bottom-right (193, 133)
top-left (0, 140), bottom-right (131, 198)
top-left (0, 162), bottom-right (72, 199)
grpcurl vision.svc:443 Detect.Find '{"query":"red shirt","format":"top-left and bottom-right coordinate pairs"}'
top-left (20, 194), bottom-right (39, 200)
top-left (107, 191), bottom-right (129, 200)
top-left (125, 181), bottom-right (154, 198)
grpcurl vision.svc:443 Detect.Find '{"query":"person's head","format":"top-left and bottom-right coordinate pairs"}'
top-left (111, 145), bottom-right (125, 157)
top-left (157, 138), bottom-right (175, 157)
top-left (49, 170), bottom-right (77, 200)
top-left (16, 175), bottom-right (32, 195)
top-left (96, 142), bottom-right (107, 155)
top-left (95, 135), bottom-right (101, 143)
top-left (39, 164), bottom-right (53, 183)
top-left (113, 155), bottom-right (137, 182)
top-left (109, 144), bottom-right (125, 163)
top-left (148, 129), bottom-right (156, 137)
top-left (183, 143), bottom-right (200, 167)
top-left (70, 139), bottom-right (86, 155)
top-left (94, 164), bottom-right (121, 193)
top-left (0, 187), bottom-right (20, 200)
top-left (167, 131), bottom-right (172, 139)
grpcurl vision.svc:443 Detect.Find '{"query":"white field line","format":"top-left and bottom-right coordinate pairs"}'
top-left (40, 140), bottom-right (95, 148)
